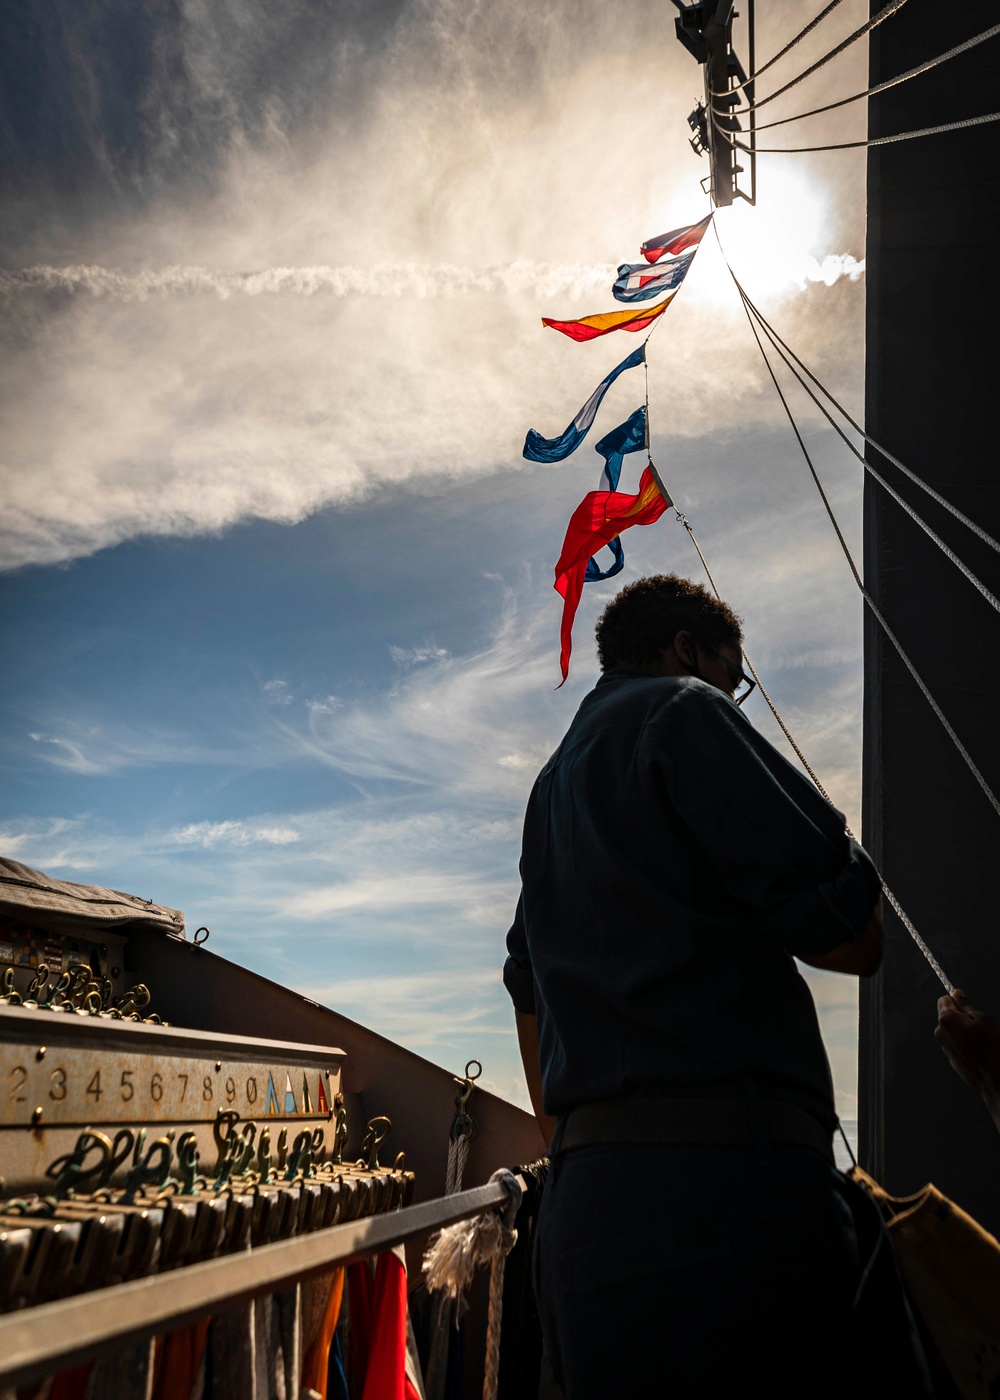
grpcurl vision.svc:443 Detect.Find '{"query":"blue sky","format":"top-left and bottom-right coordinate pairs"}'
top-left (1, 0), bottom-right (872, 1119)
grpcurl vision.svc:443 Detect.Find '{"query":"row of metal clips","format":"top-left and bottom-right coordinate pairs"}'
top-left (1, 964), bottom-right (164, 1023)
top-left (0, 1104), bottom-right (413, 1310)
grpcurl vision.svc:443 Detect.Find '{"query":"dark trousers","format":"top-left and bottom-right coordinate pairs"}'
top-left (534, 1141), bottom-right (920, 1399)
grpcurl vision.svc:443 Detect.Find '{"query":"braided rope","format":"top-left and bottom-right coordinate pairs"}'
top-left (881, 884), bottom-right (955, 995)
top-left (666, 224), bottom-right (969, 993)
top-left (748, 22), bottom-right (1000, 131)
top-left (675, 513), bottom-right (839, 807)
top-left (729, 107), bottom-right (1000, 153)
top-left (711, 0), bottom-right (845, 98)
top-left (713, 0), bottom-right (906, 107)
top-left (444, 1134), bottom-right (470, 1197)
top-left (733, 291), bottom-right (1000, 622)
top-left (732, 282), bottom-right (1000, 562)
top-left (678, 512), bottom-right (957, 993)
top-left (483, 1171), bottom-right (521, 1400)
top-left (734, 270), bottom-right (1000, 826)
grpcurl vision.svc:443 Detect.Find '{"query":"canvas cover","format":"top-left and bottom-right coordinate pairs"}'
top-left (0, 857), bottom-right (185, 939)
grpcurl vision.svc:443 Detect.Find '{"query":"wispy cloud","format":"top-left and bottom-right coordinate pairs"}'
top-left (169, 820), bottom-right (300, 849)
top-left (285, 585), bottom-right (570, 800)
top-left (389, 644), bottom-right (450, 668)
top-left (262, 679), bottom-right (294, 705)
top-left (16, 720), bottom-right (264, 776)
top-left (27, 731), bottom-right (110, 776)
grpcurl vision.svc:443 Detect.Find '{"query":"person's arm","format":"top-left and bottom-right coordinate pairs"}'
top-left (797, 896), bottom-right (884, 977)
top-left (935, 988), bottom-right (1000, 1134)
top-left (648, 685), bottom-right (883, 971)
top-left (516, 1010), bottom-right (557, 1147)
top-left (503, 892), bottom-right (554, 1147)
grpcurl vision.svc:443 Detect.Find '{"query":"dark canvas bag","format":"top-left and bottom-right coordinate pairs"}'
top-left (850, 1167), bottom-right (1000, 1399)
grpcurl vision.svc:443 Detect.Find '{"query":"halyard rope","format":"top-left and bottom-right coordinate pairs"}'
top-left (745, 23), bottom-right (1000, 132)
top-left (651, 227), bottom-right (966, 992)
top-left (734, 287), bottom-right (1000, 620)
top-left (730, 280), bottom-right (1000, 562)
top-left (710, 0), bottom-right (892, 101)
top-left (713, 0), bottom-right (907, 107)
top-left (676, 509), bottom-right (955, 995)
top-left (730, 261), bottom-right (1000, 829)
top-left (719, 0), bottom-right (845, 93)
top-left (726, 107), bottom-right (1000, 154)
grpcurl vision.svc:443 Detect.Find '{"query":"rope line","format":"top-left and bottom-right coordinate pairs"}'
top-left (735, 288), bottom-right (1000, 620)
top-left (727, 107), bottom-right (1000, 153)
top-left (863, 588), bottom-right (1000, 825)
top-left (746, 22), bottom-right (1000, 131)
top-left (881, 885), bottom-right (955, 995)
top-left (732, 284), bottom-right (1000, 561)
top-left (713, 0), bottom-right (907, 109)
top-left (677, 511), bottom-right (839, 806)
top-left (719, 238), bottom-right (1000, 828)
top-left (654, 240), bottom-right (958, 988)
top-left (676, 508), bottom-right (954, 994)
top-left (733, 0), bottom-right (845, 90)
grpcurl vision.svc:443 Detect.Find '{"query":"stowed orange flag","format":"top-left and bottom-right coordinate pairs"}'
top-left (542, 294), bottom-right (675, 342)
top-left (554, 465), bottom-right (671, 684)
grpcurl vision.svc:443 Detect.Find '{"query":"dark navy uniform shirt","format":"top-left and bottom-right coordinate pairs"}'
top-left (503, 670), bottom-right (881, 1130)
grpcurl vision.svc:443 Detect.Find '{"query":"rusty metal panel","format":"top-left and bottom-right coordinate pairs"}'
top-left (124, 931), bottom-right (547, 1204)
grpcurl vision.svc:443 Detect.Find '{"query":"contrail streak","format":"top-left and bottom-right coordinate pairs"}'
top-left (0, 262), bottom-right (617, 301)
top-left (0, 255), bottom-right (863, 302)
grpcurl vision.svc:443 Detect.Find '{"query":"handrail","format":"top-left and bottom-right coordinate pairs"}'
top-left (0, 1178), bottom-right (514, 1389)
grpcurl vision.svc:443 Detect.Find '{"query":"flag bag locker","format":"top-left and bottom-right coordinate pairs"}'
top-left (0, 859), bottom-right (544, 1394)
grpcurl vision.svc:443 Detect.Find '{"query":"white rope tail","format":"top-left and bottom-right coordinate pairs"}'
top-left (423, 1170), bottom-right (522, 1400)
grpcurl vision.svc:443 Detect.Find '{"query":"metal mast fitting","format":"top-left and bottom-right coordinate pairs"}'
top-left (673, 0), bottom-right (756, 207)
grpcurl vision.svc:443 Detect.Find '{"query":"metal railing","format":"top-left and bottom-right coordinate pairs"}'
top-left (0, 1178), bottom-right (512, 1389)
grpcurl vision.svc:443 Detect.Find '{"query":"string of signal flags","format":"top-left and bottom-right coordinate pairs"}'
top-left (523, 212), bottom-right (712, 685)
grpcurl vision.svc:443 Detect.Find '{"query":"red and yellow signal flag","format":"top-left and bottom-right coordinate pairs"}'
top-left (554, 465), bottom-right (671, 684)
top-left (542, 294), bottom-right (675, 343)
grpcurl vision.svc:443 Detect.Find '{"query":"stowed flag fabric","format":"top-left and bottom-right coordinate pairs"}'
top-left (585, 406), bottom-right (647, 582)
top-left (555, 464), bottom-right (671, 683)
top-left (523, 344), bottom-right (644, 463)
top-left (613, 248), bottom-right (697, 304)
top-left (640, 213), bottom-right (713, 265)
top-left (542, 296), bottom-right (673, 343)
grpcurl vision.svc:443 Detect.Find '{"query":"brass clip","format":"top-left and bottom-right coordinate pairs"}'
top-left (450, 1058), bottom-right (482, 1144)
top-left (359, 1116), bottom-right (391, 1171)
top-left (45, 1128), bottom-right (113, 1200)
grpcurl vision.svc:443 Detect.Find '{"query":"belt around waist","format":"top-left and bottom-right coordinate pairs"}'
top-left (557, 1096), bottom-right (835, 1164)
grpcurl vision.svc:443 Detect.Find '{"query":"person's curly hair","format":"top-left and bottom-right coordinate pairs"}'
top-left (595, 574), bottom-right (743, 671)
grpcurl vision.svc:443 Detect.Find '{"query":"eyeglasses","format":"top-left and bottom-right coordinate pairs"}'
top-left (698, 643), bottom-right (756, 707)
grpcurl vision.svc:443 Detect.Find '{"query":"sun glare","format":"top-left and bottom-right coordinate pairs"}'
top-left (692, 171), bottom-right (862, 305)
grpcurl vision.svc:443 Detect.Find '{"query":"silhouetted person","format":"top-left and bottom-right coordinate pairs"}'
top-left (504, 576), bottom-right (886, 1399)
